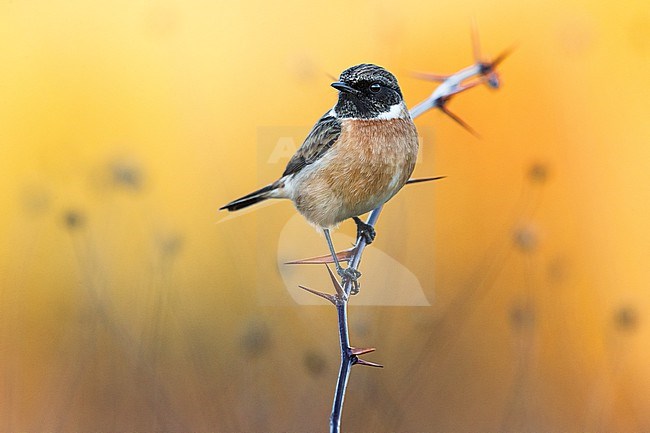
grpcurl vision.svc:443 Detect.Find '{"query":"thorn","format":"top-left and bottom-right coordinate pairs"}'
top-left (471, 17), bottom-right (482, 63)
top-left (285, 248), bottom-right (355, 265)
top-left (475, 45), bottom-right (514, 90)
top-left (298, 285), bottom-right (337, 305)
top-left (411, 71), bottom-right (450, 82)
top-left (458, 80), bottom-right (482, 93)
top-left (349, 347), bottom-right (376, 356)
top-left (438, 104), bottom-right (481, 138)
top-left (406, 176), bottom-right (446, 185)
top-left (491, 45), bottom-right (515, 69)
top-left (353, 357), bottom-right (384, 368)
top-left (325, 264), bottom-right (346, 299)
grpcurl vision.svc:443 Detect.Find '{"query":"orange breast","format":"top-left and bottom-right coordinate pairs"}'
top-left (292, 117), bottom-right (418, 228)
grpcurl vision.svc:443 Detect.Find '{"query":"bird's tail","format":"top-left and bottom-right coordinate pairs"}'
top-left (219, 182), bottom-right (280, 212)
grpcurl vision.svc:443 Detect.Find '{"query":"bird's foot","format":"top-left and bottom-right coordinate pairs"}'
top-left (353, 217), bottom-right (376, 245)
top-left (337, 266), bottom-right (361, 295)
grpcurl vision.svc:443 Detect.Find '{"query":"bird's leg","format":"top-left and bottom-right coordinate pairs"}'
top-left (323, 228), bottom-right (361, 294)
top-left (352, 216), bottom-right (376, 244)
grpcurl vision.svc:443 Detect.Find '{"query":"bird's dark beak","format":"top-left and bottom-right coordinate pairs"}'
top-left (331, 81), bottom-right (356, 94)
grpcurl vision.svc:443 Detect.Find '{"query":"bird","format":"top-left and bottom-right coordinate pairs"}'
top-left (220, 63), bottom-right (419, 288)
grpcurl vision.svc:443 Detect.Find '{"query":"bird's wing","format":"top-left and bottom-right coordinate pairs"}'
top-left (282, 112), bottom-right (342, 177)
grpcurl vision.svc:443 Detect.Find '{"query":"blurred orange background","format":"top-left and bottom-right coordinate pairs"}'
top-left (1, 0), bottom-right (649, 431)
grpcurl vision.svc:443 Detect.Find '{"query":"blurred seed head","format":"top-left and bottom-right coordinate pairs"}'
top-left (513, 224), bottom-right (539, 253)
top-left (90, 156), bottom-right (146, 195)
top-left (240, 321), bottom-right (272, 358)
top-left (158, 232), bottom-right (184, 258)
top-left (547, 256), bottom-right (569, 285)
top-left (351, 319), bottom-right (371, 338)
top-left (510, 302), bottom-right (536, 330)
top-left (614, 306), bottom-right (639, 332)
top-left (303, 350), bottom-right (327, 377)
top-left (527, 162), bottom-right (549, 184)
top-left (110, 158), bottom-right (144, 191)
top-left (63, 209), bottom-right (86, 230)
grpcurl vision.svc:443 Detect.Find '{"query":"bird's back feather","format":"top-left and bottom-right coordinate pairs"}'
top-left (282, 112), bottom-right (341, 177)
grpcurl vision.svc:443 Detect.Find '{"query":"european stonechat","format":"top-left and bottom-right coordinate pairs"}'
top-left (221, 64), bottom-right (419, 286)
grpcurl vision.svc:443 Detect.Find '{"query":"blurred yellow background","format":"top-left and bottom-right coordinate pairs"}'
top-left (1, 0), bottom-right (649, 431)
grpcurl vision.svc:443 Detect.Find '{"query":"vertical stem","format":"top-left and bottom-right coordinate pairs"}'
top-left (329, 206), bottom-right (382, 433)
top-left (330, 301), bottom-right (351, 433)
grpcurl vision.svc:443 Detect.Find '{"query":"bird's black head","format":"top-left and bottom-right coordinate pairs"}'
top-left (331, 64), bottom-right (405, 120)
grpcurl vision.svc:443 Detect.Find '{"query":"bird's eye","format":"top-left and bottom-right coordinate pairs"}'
top-left (369, 83), bottom-right (381, 93)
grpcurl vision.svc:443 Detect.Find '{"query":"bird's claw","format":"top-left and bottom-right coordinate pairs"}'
top-left (353, 217), bottom-right (376, 245)
top-left (337, 266), bottom-right (361, 295)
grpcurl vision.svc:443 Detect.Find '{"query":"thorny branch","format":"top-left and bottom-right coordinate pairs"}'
top-left (291, 30), bottom-right (510, 433)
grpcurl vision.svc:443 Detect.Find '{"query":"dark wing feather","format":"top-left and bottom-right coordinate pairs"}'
top-left (282, 113), bottom-right (341, 177)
